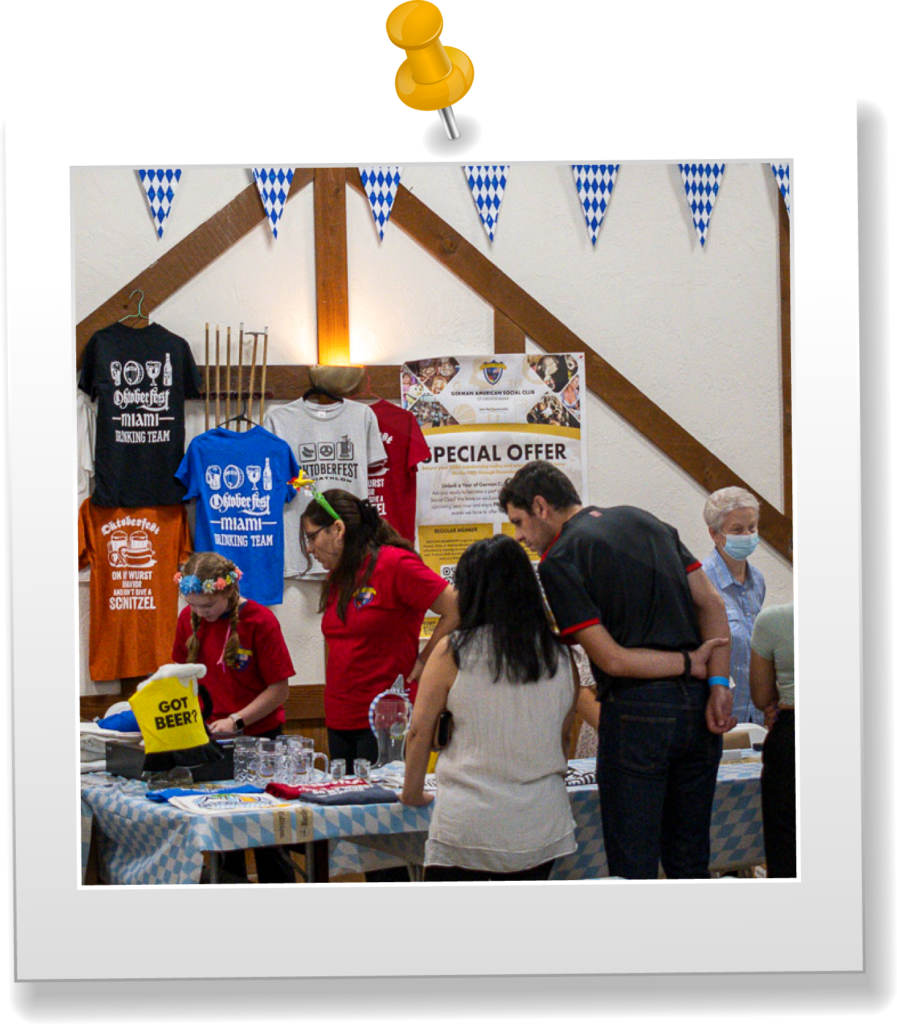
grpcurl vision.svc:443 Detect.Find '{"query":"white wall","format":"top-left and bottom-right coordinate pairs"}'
top-left (74, 162), bottom-right (792, 695)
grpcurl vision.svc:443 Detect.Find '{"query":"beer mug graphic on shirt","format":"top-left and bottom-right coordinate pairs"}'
top-left (107, 530), bottom-right (129, 566)
top-left (205, 465), bottom-right (222, 490)
top-left (337, 435), bottom-right (354, 461)
top-left (110, 361), bottom-right (123, 386)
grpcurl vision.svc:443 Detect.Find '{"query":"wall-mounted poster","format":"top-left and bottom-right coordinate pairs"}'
top-left (401, 353), bottom-right (587, 635)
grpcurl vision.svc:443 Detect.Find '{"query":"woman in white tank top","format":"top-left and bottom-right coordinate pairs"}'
top-left (401, 534), bottom-right (579, 881)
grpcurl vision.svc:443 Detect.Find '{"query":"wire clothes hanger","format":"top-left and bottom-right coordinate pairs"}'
top-left (219, 407), bottom-right (259, 430)
top-left (118, 289), bottom-right (151, 325)
top-left (302, 383), bottom-right (343, 404)
top-left (352, 369), bottom-right (382, 403)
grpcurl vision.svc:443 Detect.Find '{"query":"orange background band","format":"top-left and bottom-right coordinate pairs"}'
top-left (5, 1), bottom-right (897, 96)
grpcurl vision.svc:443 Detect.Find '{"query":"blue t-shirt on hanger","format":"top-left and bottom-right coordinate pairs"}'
top-left (175, 426), bottom-right (299, 605)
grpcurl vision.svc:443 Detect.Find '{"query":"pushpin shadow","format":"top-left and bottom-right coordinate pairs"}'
top-left (423, 115), bottom-right (483, 154)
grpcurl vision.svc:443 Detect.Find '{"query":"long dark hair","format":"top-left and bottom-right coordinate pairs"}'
top-left (451, 534), bottom-right (561, 683)
top-left (300, 489), bottom-right (415, 622)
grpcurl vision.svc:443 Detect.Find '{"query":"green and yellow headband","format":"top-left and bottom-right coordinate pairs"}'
top-left (289, 470), bottom-right (341, 523)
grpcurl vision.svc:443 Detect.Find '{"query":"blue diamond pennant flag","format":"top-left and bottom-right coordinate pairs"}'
top-left (358, 166), bottom-right (404, 241)
top-left (769, 162), bottom-right (791, 217)
top-left (252, 167), bottom-right (296, 239)
top-left (137, 168), bottom-right (182, 239)
top-left (678, 162), bottom-right (726, 247)
top-left (463, 165), bottom-right (509, 243)
top-left (572, 164), bottom-right (620, 246)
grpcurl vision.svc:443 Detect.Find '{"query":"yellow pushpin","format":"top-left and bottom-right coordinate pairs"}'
top-left (386, 2), bottom-right (473, 141)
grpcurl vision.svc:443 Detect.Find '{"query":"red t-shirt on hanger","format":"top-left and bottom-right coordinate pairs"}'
top-left (367, 400), bottom-right (431, 542)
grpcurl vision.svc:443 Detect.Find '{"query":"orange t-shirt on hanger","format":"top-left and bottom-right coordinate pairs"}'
top-left (78, 500), bottom-right (191, 681)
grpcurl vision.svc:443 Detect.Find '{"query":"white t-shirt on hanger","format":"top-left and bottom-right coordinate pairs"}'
top-left (264, 397), bottom-right (387, 577)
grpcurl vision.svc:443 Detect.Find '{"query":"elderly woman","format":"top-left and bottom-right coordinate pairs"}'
top-left (702, 486), bottom-right (766, 723)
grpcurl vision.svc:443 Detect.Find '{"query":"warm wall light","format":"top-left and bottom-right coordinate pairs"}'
top-left (318, 332), bottom-right (351, 367)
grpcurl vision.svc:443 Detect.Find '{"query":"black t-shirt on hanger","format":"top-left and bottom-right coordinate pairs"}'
top-left (78, 321), bottom-right (202, 507)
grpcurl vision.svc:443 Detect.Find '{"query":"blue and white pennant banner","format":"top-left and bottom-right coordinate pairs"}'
top-left (138, 169), bottom-right (182, 240)
top-left (253, 167), bottom-right (295, 239)
top-left (769, 162), bottom-right (791, 217)
top-left (358, 166), bottom-right (403, 241)
top-left (679, 163), bottom-right (725, 247)
top-left (572, 164), bottom-right (619, 246)
top-left (463, 165), bottom-right (508, 243)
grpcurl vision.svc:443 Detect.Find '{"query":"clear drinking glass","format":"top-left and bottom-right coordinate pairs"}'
top-left (330, 758), bottom-right (346, 781)
top-left (298, 736), bottom-right (329, 780)
top-left (284, 736), bottom-right (304, 785)
top-left (353, 758), bottom-right (371, 780)
top-left (233, 736), bottom-right (258, 785)
top-left (295, 749), bottom-right (330, 784)
top-left (257, 739), bottom-right (278, 787)
top-left (274, 738), bottom-right (293, 784)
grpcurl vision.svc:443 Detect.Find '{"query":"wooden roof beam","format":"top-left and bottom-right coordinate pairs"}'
top-left (75, 168), bottom-right (315, 364)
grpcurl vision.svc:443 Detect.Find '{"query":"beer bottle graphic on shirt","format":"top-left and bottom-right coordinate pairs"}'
top-left (163, 352), bottom-right (172, 386)
top-left (262, 457), bottom-right (272, 491)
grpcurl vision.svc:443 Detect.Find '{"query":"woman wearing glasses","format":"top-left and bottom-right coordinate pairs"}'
top-left (300, 489), bottom-right (459, 773)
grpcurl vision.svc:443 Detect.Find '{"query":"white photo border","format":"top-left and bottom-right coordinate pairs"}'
top-left (7, 1), bottom-right (862, 984)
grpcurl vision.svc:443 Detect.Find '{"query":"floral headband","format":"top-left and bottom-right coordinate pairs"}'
top-left (174, 566), bottom-right (243, 595)
top-left (289, 470), bottom-right (341, 523)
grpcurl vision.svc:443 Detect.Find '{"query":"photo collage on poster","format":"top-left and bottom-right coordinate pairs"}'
top-left (525, 355), bottom-right (581, 429)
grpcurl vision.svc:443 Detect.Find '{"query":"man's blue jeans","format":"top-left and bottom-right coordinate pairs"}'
top-left (597, 679), bottom-right (722, 879)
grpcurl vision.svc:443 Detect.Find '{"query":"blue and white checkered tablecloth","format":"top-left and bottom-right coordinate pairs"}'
top-left (80, 757), bottom-right (763, 884)
top-left (80, 776), bottom-right (433, 884)
top-left (347, 758), bottom-right (764, 880)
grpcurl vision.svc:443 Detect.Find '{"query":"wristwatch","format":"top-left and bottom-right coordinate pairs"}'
top-left (229, 713), bottom-right (245, 731)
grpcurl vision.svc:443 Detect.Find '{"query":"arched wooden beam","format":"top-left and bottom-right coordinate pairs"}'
top-left (75, 168), bottom-right (315, 364)
top-left (345, 169), bottom-right (792, 562)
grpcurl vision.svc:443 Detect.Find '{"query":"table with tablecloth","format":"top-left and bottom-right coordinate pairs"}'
top-left (80, 757), bottom-right (764, 884)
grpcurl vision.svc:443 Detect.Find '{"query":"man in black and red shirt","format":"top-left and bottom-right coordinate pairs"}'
top-left (499, 461), bottom-right (734, 879)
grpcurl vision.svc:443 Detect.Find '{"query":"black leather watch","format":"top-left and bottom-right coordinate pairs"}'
top-left (229, 714), bottom-right (245, 731)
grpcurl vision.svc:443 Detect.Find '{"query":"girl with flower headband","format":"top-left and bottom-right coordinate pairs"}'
top-left (171, 551), bottom-right (296, 883)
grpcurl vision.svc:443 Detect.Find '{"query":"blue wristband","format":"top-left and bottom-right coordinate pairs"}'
top-left (708, 676), bottom-right (729, 689)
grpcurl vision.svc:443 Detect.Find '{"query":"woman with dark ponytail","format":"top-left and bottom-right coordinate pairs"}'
top-left (399, 534), bottom-right (579, 881)
top-left (300, 489), bottom-right (459, 771)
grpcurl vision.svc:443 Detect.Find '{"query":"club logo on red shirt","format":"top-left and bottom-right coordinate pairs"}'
top-left (234, 646), bottom-right (253, 671)
top-left (353, 587), bottom-right (376, 609)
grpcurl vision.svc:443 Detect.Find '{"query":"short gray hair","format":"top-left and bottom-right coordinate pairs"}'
top-left (703, 486), bottom-right (760, 533)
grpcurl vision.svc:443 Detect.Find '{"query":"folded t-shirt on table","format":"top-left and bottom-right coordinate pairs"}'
top-left (146, 785), bottom-right (263, 803)
top-left (266, 779), bottom-right (399, 805)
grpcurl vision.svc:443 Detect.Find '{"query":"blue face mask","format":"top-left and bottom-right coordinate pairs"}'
top-left (723, 533), bottom-right (760, 560)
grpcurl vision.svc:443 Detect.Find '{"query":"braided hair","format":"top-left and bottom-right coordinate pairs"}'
top-left (299, 489), bottom-right (416, 622)
top-left (180, 551), bottom-right (242, 669)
